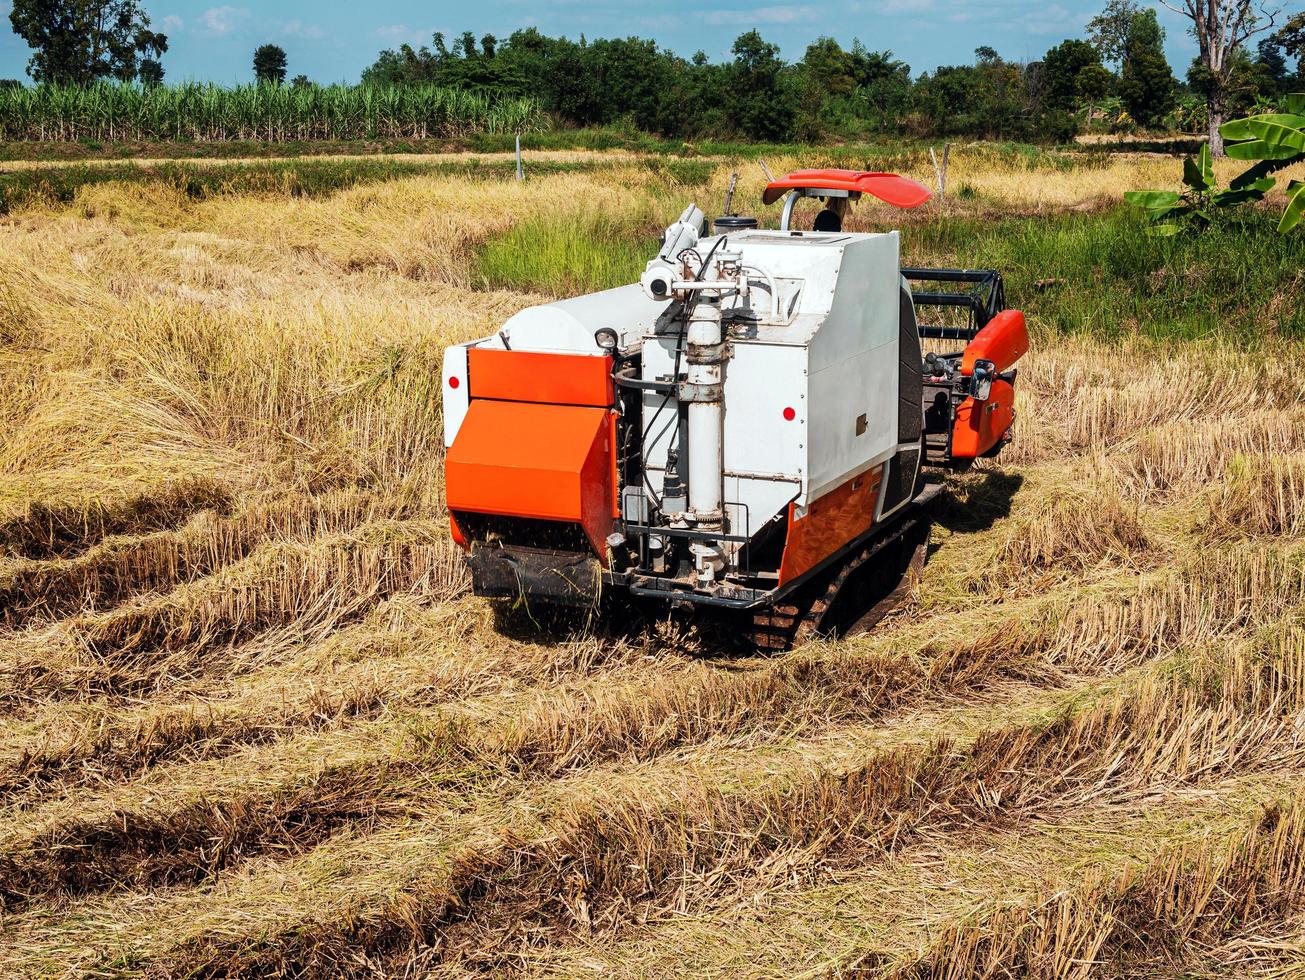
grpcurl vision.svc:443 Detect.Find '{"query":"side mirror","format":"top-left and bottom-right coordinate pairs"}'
top-left (594, 328), bottom-right (619, 353)
top-left (970, 359), bottom-right (996, 401)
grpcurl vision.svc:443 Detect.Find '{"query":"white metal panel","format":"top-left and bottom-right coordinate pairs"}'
top-left (501, 284), bottom-right (670, 354)
top-left (723, 342), bottom-right (806, 481)
top-left (805, 233), bottom-right (901, 500)
top-left (811, 234), bottom-right (899, 372)
top-left (639, 336), bottom-right (805, 547)
top-left (441, 343), bottom-right (470, 448)
top-left (721, 342), bottom-right (806, 547)
top-left (805, 348), bottom-right (897, 500)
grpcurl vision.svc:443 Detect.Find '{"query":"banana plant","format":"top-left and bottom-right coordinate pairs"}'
top-left (1219, 93), bottom-right (1305, 233)
top-left (1124, 143), bottom-right (1274, 236)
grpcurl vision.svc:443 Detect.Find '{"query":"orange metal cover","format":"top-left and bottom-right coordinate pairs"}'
top-left (951, 379), bottom-right (1015, 459)
top-left (468, 348), bottom-right (614, 407)
top-left (778, 468), bottom-right (883, 586)
top-left (445, 399), bottom-right (616, 560)
top-left (961, 309), bottom-right (1029, 376)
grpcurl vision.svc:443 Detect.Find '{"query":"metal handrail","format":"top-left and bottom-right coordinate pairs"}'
top-left (901, 268), bottom-right (1005, 341)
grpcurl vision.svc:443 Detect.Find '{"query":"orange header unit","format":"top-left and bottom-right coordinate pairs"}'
top-left (445, 399), bottom-right (617, 560)
top-left (950, 309), bottom-right (1027, 459)
top-left (762, 169), bottom-right (934, 208)
top-left (960, 309), bottom-right (1029, 376)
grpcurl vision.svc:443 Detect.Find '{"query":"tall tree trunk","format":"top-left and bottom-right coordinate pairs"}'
top-left (1207, 91), bottom-right (1226, 157)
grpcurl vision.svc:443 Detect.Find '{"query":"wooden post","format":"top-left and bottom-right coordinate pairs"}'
top-left (929, 143), bottom-right (950, 212)
top-left (516, 134), bottom-right (524, 181)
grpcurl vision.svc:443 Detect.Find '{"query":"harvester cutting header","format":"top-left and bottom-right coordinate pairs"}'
top-left (443, 169), bottom-right (1029, 648)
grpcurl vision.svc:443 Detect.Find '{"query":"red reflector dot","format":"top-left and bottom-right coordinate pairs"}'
top-left (449, 376), bottom-right (460, 389)
top-left (783, 407), bottom-right (796, 421)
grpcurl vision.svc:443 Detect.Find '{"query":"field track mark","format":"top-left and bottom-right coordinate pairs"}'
top-left (0, 766), bottom-right (407, 912)
top-left (0, 675), bottom-right (390, 800)
top-left (881, 793), bottom-right (1305, 979)
top-left (0, 478), bottom-right (233, 561)
top-left (0, 598), bottom-right (650, 802)
top-left (3, 545), bottom-right (1301, 913)
top-left (434, 770), bottom-right (1305, 978)
top-left (0, 565), bottom-right (1196, 908)
top-left (0, 521), bottom-right (468, 710)
top-left (123, 638), bottom-right (1305, 978)
top-left (0, 489), bottom-right (388, 629)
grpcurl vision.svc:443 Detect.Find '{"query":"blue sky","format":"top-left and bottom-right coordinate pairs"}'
top-left (0, 0), bottom-right (1203, 84)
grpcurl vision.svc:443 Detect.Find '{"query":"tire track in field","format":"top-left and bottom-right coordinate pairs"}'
top-left (4, 547), bottom-right (1298, 918)
top-left (0, 598), bottom-right (646, 802)
top-left (881, 795), bottom-right (1305, 980)
top-left (0, 478), bottom-right (233, 561)
top-left (142, 635), bottom-right (1305, 978)
top-left (0, 520), bottom-right (468, 711)
top-left (0, 489), bottom-right (389, 629)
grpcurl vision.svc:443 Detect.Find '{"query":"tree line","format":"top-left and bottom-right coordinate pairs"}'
top-left (6, 0), bottom-right (1304, 148)
top-left (356, 4), bottom-right (1303, 145)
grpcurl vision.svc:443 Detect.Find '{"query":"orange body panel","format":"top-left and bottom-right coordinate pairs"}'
top-left (468, 348), bottom-right (614, 407)
top-left (961, 309), bottom-right (1029, 375)
top-left (778, 468), bottom-right (883, 586)
top-left (445, 400), bottom-right (616, 560)
top-left (951, 379), bottom-right (1015, 459)
top-left (449, 512), bottom-right (468, 548)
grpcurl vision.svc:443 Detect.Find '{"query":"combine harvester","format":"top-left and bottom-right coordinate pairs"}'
top-left (442, 170), bottom-right (1028, 649)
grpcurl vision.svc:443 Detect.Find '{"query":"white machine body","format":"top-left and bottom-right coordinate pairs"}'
top-left (443, 222), bottom-right (910, 583)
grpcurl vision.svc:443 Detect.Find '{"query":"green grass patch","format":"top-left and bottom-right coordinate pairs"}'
top-left (467, 128), bottom-right (1108, 166)
top-left (476, 212), bottom-right (663, 296)
top-left (474, 162), bottom-right (713, 295)
top-left (904, 207), bottom-right (1305, 341)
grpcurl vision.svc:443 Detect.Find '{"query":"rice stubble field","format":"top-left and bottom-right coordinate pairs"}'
top-left (0, 147), bottom-right (1304, 978)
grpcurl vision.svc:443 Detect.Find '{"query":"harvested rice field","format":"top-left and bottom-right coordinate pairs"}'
top-left (2, 147), bottom-right (1305, 978)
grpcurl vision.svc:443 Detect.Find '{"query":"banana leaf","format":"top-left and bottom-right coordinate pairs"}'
top-left (1124, 190), bottom-right (1181, 208)
top-left (1183, 144), bottom-right (1214, 190)
top-left (1220, 114), bottom-right (1305, 141)
top-left (1244, 118), bottom-right (1305, 152)
top-left (1280, 180), bottom-right (1305, 233)
top-left (1225, 139), bottom-right (1305, 161)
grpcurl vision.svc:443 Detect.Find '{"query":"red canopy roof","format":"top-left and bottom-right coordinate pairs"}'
top-left (762, 169), bottom-right (933, 208)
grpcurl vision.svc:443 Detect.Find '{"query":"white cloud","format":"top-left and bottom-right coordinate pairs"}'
top-left (159, 14), bottom-right (184, 32)
top-left (700, 5), bottom-right (817, 26)
top-left (281, 19), bottom-right (325, 41)
top-left (1022, 3), bottom-right (1087, 36)
top-left (199, 6), bottom-right (250, 37)
top-left (373, 24), bottom-right (430, 46)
